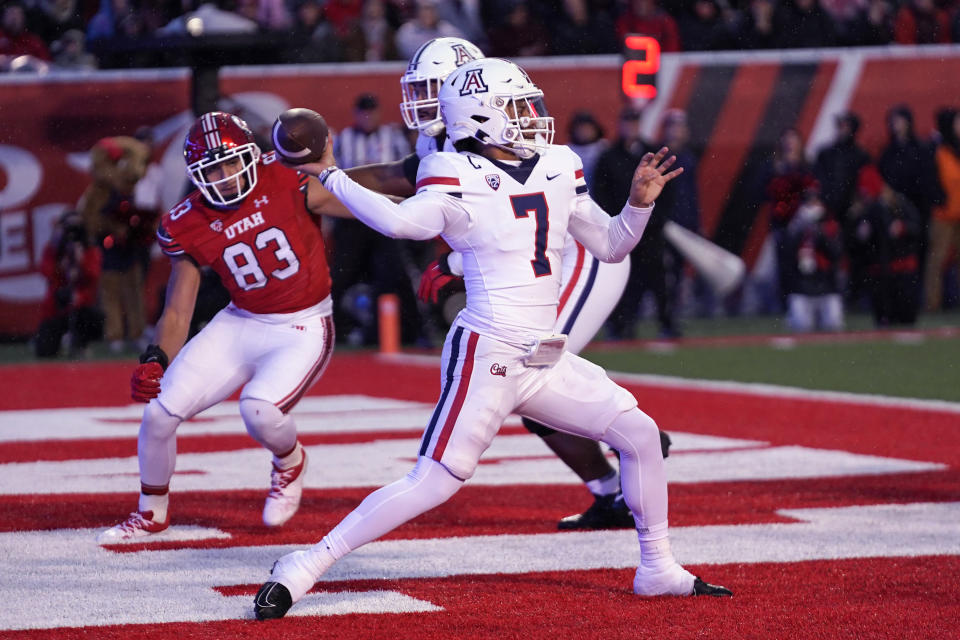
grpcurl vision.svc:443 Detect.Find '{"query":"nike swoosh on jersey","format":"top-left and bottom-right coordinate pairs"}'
top-left (546, 173), bottom-right (561, 180)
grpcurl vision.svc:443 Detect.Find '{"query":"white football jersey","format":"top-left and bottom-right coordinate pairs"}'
top-left (416, 144), bottom-right (594, 344)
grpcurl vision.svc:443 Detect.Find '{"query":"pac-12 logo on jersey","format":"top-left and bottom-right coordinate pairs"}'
top-left (452, 43), bottom-right (475, 66)
top-left (459, 68), bottom-right (489, 96)
top-left (210, 219), bottom-right (223, 233)
top-left (485, 174), bottom-right (501, 190)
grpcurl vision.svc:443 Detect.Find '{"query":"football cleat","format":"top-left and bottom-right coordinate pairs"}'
top-left (633, 563), bottom-right (696, 597)
top-left (557, 493), bottom-right (635, 530)
top-left (255, 549), bottom-right (322, 618)
top-left (263, 451), bottom-right (307, 527)
top-left (254, 581), bottom-right (293, 621)
top-left (693, 577), bottom-right (733, 597)
top-left (96, 510), bottom-right (169, 544)
top-left (634, 564), bottom-right (733, 597)
top-left (660, 429), bottom-right (672, 458)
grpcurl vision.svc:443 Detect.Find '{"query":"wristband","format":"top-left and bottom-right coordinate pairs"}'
top-left (139, 344), bottom-right (169, 371)
top-left (317, 166), bottom-right (339, 187)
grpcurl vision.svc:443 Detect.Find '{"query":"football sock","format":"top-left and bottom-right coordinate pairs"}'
top-left (274, 441), bottom-right (304, 471)
top-left (638, 533), bottom-right (676, 573)
top-left (600, 408), bottom-right (668, 531)
top-left (585, 469), bottom-right (620, 497)
top-left (138, 491), bottom-right (169, 523)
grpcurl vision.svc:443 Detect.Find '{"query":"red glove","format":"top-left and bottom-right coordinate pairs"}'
top-left (131, 362), bottom-right (164, 402)
top-left (131, 344), bottom-right (169, 402)
top-left (418, 253), bottom-right (463, 304)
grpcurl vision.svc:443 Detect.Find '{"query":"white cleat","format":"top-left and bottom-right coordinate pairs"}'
top-left (269, 550), bottom-right (321, 603)
top-left (634, 564), bottom-right (734, 597)
top-left (96, 510), bottom-right (169, 544)
top-left (263, 450), bottom-right (307, 527)
top-left (633, 563), bottom-right (697, 596)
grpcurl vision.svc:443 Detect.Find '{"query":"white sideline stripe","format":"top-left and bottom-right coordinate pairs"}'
top-left (1, 502), bottom-right (957, 630)
top-left (375, 352), bottom-right (960, 415)
top-left (608, 371), bottom-right (960, 415)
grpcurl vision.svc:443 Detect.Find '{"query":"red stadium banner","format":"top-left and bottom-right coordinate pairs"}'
top-left (0, 70), bottom-right (191, 336)
top-left (1, 47), bottom-right (959, 336)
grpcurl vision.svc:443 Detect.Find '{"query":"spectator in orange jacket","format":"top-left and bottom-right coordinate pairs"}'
top-left (924, 108), bottom-right (960, 311)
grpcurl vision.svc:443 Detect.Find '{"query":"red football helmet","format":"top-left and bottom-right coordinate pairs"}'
top-left (184, 111), bottom-right (261, 206)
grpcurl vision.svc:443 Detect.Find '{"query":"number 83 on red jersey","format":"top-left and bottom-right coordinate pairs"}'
top-left (158, 152), bottom-right (332, 315)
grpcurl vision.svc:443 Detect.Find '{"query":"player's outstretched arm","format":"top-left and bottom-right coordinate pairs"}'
top-left (296, 135), bottom-right (452, 241)
top-left (345, 160), bottom-right (416, 198)
top-left (294, 134), bottom-right (410, 218)
top-left (131, 256), bottom-right (200, 402)
top-left (569, 147), bottom-right (682, 264)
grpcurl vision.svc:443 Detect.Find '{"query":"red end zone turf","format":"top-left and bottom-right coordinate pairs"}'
top-left (0, 354), bottom-right (957, 639)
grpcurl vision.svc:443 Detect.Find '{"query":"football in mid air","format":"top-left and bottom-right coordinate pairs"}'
top-left (271, 108), bottom-right (329, 165)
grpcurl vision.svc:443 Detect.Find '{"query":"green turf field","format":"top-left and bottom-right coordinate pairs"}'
top-left (585, 337), bottom-right (960, 402)
top-left (578, 310), bottom-right (960, 402)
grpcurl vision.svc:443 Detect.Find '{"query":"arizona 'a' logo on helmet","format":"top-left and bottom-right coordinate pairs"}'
top-left (452, 43), bottom-right (474, 66)
top-left (184, 112), bottom-right (262, 207)
top-left (400, 37), bottom-right (485, 136)
top-left (439, 58), bottom-right (555, 160)
top-left (458, 68), bottom-right (489, 96)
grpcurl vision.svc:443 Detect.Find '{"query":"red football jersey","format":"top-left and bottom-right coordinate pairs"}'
top-left (157, 152), bottom-right (331, 314)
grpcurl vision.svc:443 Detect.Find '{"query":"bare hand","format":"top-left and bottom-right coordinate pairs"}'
top-left (628, 146), bottom-right (684, 207)
top-left (280, 131), bottom-right (336, 178)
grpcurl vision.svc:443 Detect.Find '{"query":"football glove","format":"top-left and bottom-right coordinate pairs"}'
top-left (131, 344), bottom-right (169, 402)
top-left (417, 253), bottom-right (463, 304)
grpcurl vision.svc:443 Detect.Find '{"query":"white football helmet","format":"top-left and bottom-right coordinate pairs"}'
top-left (400, 37), bottom-right (485, 137)
top-left (439, 58), bottom-right (554, 159)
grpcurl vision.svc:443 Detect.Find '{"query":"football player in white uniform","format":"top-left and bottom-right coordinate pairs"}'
top-left (254, 58), bottom-right (731, 620)
top-left (349, 36), bottom-right (666, 530)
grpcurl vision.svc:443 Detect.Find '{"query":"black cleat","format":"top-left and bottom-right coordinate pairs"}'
top-left (558, 494), bottom-right (635, 530)
top-left (659, 430), bottom-right (671, 459)
top-left (254, 581), bottom-right (293, 620)
top-left (692, 577), bottom-right (733, 597)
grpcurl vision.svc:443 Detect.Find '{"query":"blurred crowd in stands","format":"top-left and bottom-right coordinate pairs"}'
top-left (558, 100), bottom-right (958, 337)
top-left (4, 0), bottom-right (960, 72)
